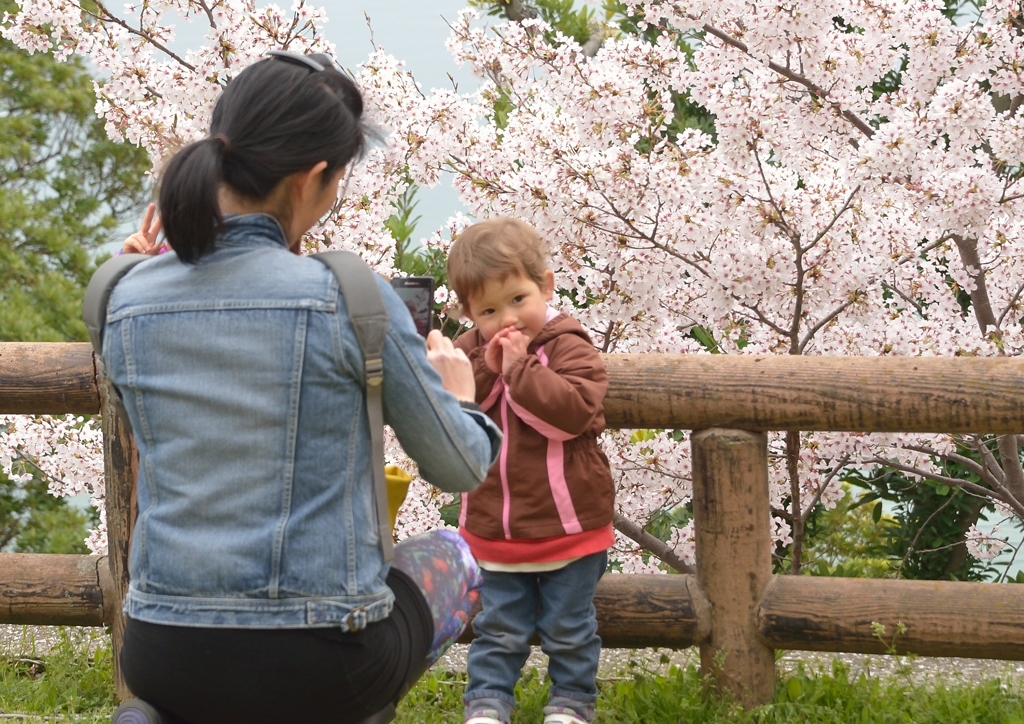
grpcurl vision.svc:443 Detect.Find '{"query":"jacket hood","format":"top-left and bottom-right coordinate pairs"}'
top-left (455, 309), bottom-right (596, 353)
top-left (530, 311), bottom-right (594, 350)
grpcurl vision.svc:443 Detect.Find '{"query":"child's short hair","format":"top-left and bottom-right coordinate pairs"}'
top-left (446, 218), bottom-right (550, 308)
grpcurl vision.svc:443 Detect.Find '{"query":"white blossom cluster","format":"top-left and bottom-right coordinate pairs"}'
top-left (3, 0), bottom-right (1023, 569)
top-left (966, 523), bottom-right (1009, 562)
top-left (0, 416), bottom-right (106, 553)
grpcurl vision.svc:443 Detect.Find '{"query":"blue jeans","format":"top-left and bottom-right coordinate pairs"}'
top-left (463, 550), bottom-right (608, 723)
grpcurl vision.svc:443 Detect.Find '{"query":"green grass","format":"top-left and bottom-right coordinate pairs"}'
top-left (2, 630), bottom-right (1024, 723)
top-left (0, 628), bottom-right (117, 722)
top-left (398, 656), bottom-right (1024, 724)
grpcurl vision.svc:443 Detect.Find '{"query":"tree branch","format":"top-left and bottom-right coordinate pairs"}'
top-left (195, 0), bottom-right (217, 30)
top-left (881, 281), bottom-right (926, 317)
top-left (996, 279), bottom-right (1024, 330)
top-left (700, 23), bottom-right (875, 140)
top-left (87, 0), bottom-right (197, 72)
top-left (997, 435), bottom-right (1024, 504)
top-left (800, 456), bottom-right (851, 522)
top-left (903, 443), bottom-right (1000, 489)
top-left (868, 456), bottom-right (1024, 520)
top-left (798, 296), bottom-right (858, 353)
top-left (501, 0), bottom-right (538, 22)
top-left (803, 185), bottom-right (860, 253)
top-left (786, 431), bottom-right (804, 574)
top-left (971, 436), bottom-right (1007, 486)
top-left (951, 234), bottom-right (999, 335)
top-left (892, 492), bottom-right (958, 579)
top-left (735, 301), bottom-right (791, 338)
top-left (613, 513), bottom-right (695, 574)
top-left (752, 141), bottom-right (795, 239)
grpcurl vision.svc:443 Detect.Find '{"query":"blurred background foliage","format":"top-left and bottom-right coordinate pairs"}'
top-left (0, 0), bottom-right (150, 552)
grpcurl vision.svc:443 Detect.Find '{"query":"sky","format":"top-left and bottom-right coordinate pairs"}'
top-left (320, 0), bottom-right (477, 236)
top-left (321, 0), bottom-right (478, 91)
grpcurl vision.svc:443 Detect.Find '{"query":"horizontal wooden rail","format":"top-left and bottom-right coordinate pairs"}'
top-left (5, 551), bottom-right (1022, 661)
top-left (0, 553), bottom-right (113, 627)
top-left (455, 574), bottom-right (709, 648)
top-left (0, 552), bottom-right (707, 648)
top-left (603, 353), bottom-right (1024, 433)
top-left (759, 575), bottom-right (1024, 660)
top-left (590, 573), bottom-right (708, 648)
top-left (5, 343), bottom-right (1024, 433)
top-left (0, 344), bottom-right (99, 415)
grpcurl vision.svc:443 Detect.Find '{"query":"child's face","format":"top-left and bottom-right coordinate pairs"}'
top-left (464, 270), bottom-right (555, 344)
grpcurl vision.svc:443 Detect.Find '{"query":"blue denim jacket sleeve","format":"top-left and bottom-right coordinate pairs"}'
top-left (348, 277), bottom-right (501, 492)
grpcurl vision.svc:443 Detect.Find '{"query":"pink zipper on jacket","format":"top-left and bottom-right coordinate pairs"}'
top-left (460, 340), bottom-right (583, 538)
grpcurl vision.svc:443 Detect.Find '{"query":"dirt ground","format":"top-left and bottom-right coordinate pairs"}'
top-left (5, 625), bottom-right (1023, 686)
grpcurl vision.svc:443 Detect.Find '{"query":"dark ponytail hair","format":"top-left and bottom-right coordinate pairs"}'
top-left (159, 55), bottom-right (368, 263)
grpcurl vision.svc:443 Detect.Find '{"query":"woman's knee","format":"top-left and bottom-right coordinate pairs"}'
top-left (394, 530), bottom-right (480, 584)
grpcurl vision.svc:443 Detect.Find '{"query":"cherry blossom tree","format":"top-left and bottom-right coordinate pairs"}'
top-left (420, 0), bottom-right (1024, 576)
top-left (3, 0), bottom-right (1023, 576)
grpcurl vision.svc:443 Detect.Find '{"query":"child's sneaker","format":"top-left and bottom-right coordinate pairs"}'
top-left (465, 709), bottom-right (504, 724)
top-left (541, 706), bottom-right (587, 724)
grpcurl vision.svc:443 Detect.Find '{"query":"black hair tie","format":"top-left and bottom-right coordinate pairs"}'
top-left (213, 133), bottom-right (231, 156)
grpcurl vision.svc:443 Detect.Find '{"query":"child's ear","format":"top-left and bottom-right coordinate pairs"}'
top-left (458, 298), bottom-right (476, 323)
top-left (541, 269), bottom-right (555, 301)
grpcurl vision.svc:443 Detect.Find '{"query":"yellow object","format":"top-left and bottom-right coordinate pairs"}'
top-left (385, 465), bottom-right (412, 530)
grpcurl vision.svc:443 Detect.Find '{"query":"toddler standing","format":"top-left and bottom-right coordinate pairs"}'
top-left (448, 218), bottom-right (616, 724)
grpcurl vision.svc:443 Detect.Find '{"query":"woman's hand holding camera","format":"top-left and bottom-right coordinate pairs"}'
top-left (426, 330), bottom-right (475, 403)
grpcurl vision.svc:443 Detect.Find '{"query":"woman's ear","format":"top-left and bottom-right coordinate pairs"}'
top-left (291, 161), bottom-right (329, 204)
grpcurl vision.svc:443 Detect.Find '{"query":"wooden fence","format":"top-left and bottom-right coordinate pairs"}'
top-left (3, 342), bottom-right (1024, 705)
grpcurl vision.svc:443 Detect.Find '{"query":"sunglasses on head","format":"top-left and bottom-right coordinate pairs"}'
top-left (265, 49), bottom-right (337, 73)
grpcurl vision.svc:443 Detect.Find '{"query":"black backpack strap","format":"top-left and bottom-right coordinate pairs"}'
top-left (82, 254), bottom-right (149, 429)
top-left (311, 251), bottom-right (393, 562)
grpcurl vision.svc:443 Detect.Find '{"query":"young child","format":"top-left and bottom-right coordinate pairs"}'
top-left (448, 218), bottom-right (616, 724)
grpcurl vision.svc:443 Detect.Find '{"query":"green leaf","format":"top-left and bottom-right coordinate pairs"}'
top-left (848, 491), bottom-right (880, 509)
top-left (688, 325), bottom-right (720, 353)
top-left (872, 500), bottom-right (883, 524)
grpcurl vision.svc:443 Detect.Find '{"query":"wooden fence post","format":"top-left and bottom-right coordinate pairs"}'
top-left (98, 373), bottom-right (138, 701)
top-left (691, 428), bottom-right (774, 707)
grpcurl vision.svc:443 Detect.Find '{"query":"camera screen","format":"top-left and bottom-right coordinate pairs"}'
top-left (391, 278), bottom-right (434, 338)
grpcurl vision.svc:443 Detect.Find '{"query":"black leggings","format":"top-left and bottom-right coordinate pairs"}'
top-left (120, 569), bottom-right (432, 724)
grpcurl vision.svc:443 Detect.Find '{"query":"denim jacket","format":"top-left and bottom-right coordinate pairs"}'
top-left (102, 214), bottom-right (501, 630)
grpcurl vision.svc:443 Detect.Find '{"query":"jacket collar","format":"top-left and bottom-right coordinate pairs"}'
top-left (218, 213), bottom-right (289, 250)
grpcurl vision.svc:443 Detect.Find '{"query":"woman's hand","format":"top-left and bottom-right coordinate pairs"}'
top-left (426, 330), bottom-right (476, 402)
top-left (122, 203), bottom-right (164, 255)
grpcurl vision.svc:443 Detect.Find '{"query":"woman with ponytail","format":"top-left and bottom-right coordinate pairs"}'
top-left (101, 53), bottom-right (500, 724)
